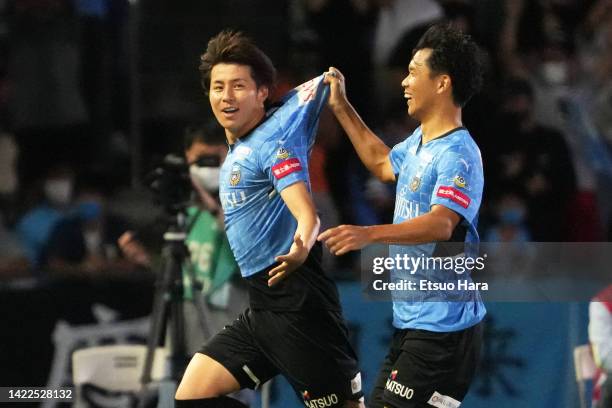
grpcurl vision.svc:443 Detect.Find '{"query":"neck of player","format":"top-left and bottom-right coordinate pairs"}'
top-left (224, 110), bottom-right (266, 146)
top-left (419, 102), bottom-right (463, 144)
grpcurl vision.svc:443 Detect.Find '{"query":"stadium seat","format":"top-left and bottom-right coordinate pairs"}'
top-left (72, 345), bottom-right (168, 407)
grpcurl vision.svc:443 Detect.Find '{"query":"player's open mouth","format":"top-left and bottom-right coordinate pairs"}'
top-left (404, 94), bottom-right (412, 104)
top-left (221, 107), bottom-right (239, 118)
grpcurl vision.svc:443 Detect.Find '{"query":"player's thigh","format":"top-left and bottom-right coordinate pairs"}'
top-left (253, 309), bottom-right (363, 406)
top-left (380, 324), bottom-right (482, 408)
top-left (175, 353), bottom-right (240, 399)
top-left (177, 310), bottom-right (278, 399)
top-left (369, 330), bottom-right (406, 408)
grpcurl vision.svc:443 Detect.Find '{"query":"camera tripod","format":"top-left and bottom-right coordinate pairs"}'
top-left (137, 211), bottom-right (214, 408)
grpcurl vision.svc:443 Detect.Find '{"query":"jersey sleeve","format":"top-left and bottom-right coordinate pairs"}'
top-left (260, 136), bottom-right (310, 193)
top-left (389, 137), bottom-right (410, 175)
top-left (430, 146), bottom-right (483, 222)
top-left (589, 301), bottom-right (612, 371)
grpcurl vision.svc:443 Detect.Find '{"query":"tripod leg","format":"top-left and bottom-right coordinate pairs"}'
top-left (137, 254), bottom-right (172, 408)
top-left (183, 256), bottom-right (214, 341)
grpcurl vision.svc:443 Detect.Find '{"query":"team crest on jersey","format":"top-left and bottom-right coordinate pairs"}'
top-left (453, 175), bottom-right (466, 188)
top-left (276, 147), bottom-right (291, 160)
top-left (229, 164), bottom-right (241, 186)
top-left (409, 176), bottom-right (421, 192)
top-left (390, 370), bottom-right (398, 380)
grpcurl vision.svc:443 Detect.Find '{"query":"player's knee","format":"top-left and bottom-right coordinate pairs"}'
top-left (174, 396), bottom-right (248, 407)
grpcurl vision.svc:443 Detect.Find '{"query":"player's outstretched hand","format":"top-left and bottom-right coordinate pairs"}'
top-left (317, 225), bottom-right (371, 256)
top-left (268, 234), bottom-right (309, 287)
top-left (324, 66), bottom-right (347, 112)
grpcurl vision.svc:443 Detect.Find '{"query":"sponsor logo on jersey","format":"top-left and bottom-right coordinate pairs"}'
top-left (276, 147), bottom-right (291, 160)
top-left (410, 176), bottom-right (421, 192)
top-left (272, 158), bottom-right (302, 179)
top-left (220, 190), bottom-right (247, 209)
top-left (436, 186), bottom-right (471, 209)
top-left (230, 164), bottom-right (241, 186)
top-left (427, 391), bottom-right (461, 408)
top-left (302, 390), bottom-right (339, 408)
top-left (385, 376), bottom-right (414, 400)
top-left (395, 196), bottom-right (421, 220)
top-left (453, 175), bottom-right (466, 188)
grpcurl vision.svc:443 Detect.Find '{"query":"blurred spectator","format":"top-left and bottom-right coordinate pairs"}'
top-left (489, 78), bottom-right (576, 241)
top-left (579, 0), bottom-right (612, 146)
top-left (589, 284), bottom-right (612, 408)
top-left (15, 163), bottom-right (76, 270)
top-left (43, 175), bottom-right (135, 277)
top-left (7, 0), bottom-right (87, 129)
top-left (484, 190), bottom-right (531, 243)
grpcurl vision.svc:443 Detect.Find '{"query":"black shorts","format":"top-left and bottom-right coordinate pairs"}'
top-left (370, 322), bottom-right (483, 408)
top-left (199, 308), bottom-right (363, 406)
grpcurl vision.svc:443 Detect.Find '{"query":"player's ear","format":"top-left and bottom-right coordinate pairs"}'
top-left (257, 86), bottom-right (269, 107)
top-left (437, 75), bottom-right (451, 95)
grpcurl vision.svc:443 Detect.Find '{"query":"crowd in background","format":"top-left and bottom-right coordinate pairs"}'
top-left (1, 0), bottom-right (612, 281)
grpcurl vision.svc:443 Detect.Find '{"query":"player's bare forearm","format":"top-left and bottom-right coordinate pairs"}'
top-left (269, 183), bottom-right (320, 286)
top-left (368, 205), bottom-right (461, 244)
top-left (280, 182), bottom-right (320, 251)
top-left (325, 68), bottom-right (395, 183)
top-left (319, 205), bottom-right (461, 255)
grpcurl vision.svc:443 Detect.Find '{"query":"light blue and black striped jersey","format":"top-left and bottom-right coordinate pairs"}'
top-left (219, 75), bottom-right (329, 277)
top-left (389, 126), bottom-right (487, 332)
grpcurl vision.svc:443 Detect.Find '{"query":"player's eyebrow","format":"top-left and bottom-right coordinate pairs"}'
top-left (212, 78), bottom-right (247, 85)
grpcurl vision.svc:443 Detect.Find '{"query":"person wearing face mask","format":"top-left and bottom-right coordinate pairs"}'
top-left (118, 124), bottom-right (250, 372)
top-left (15, 164), bottom-right (77, 270)
top-left (119, 125), bottom-right (255, 405)
top-left (42, 177), bottom-right (138, 278)
top-left (484, 191), bottom-right (531, 243)
top-left (489, 78), bottom-right (576, 242)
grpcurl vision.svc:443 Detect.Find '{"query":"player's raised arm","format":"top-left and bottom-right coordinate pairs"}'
top-left (324, 67), bottom-right (396, 183)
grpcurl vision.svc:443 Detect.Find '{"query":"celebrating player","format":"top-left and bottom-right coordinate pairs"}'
top-left (319, 24), bottom-right (486, 407)
top-left (174, 30), bottom-right (364, 408)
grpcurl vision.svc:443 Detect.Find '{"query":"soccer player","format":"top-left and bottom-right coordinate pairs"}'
top-left (319, 24), bottom-right (486, 407)
top-left (174, 31), bottom-right (364, 408)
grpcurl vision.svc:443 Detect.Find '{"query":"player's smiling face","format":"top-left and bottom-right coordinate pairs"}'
top-left (209, 63), bottom-right (268, 143)
top-left (401, 48), bottom-right (439, 120)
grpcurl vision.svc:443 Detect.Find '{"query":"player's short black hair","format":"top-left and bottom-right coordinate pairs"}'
top-left (183, 121), bottom-right (226, 150)
top-left (199, 30), bottom-right (276, 95)
top-left (414, 23), bottom-right (484, 107)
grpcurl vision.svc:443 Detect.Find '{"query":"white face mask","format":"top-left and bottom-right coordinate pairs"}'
top-left (190, 165), bottom-right (220, 192)
top-left (84, 229), bottom-right (102, 254)
top-left (44, 178), bottom-right (73, 205)
top-left (541, 61), bottom-right (568, 85)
